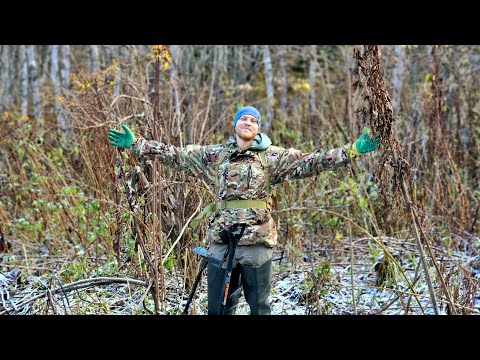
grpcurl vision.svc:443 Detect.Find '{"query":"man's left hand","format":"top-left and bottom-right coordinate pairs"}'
top-left (353, 130), bottom-right (380, 155)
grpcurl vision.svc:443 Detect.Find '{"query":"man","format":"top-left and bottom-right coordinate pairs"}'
top-left (108, 105), bottom-right (379, 315)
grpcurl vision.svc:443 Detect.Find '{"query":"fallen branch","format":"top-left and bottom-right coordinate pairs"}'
top-left (0, 276), bottom-right (148, 315)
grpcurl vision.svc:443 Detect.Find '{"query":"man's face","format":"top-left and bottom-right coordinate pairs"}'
top-left (235, 114), bottom-right (259, 141)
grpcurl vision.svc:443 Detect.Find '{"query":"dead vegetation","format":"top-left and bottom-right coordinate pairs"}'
top-left (0, 45), bottom-right (479, 315)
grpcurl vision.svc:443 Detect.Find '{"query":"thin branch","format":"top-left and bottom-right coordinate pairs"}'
top-left (0, 277), bottom-right (148, 315)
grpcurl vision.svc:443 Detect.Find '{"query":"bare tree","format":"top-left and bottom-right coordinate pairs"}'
top-left (26, 45), bottom-right (42, 130)
top-left (279, 45), bottom-right (288, 117)
top-left (90, 45), bottom-right (100, 74)
top-left (39, 45), bottom-right (51, 88)
top-left (20, 46), bottom-right (28, 117)
top-left (169, 45), bottom-right (183, 147)
top-left (220, 45), bottom-right (228, 75)
top-left (391, 45), bottom-right (405, 118)
top-left (199, 46), bottom-right (218, 143)
top-left (0, 46), bottom-right (10, 112)
top-left (263, 45), bottom-right (274, 130)
top-left (308, 45), bottom-right (317, 121)
top-left (60, 45), bottom-right (70, 90)
top-left (234, 45), bottom-right (244, 83)
top-left (51, 45), bottom-right (67, 134)
top-left (341, 45), bottom-right (355, 137)
top-left (112, 46), bottom-right (122, 97)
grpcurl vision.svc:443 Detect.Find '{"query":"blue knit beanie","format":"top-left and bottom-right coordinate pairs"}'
top-left (233, 106), bottom-right (261, 130)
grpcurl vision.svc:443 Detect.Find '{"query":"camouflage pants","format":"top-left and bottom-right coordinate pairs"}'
top-left (207, 244), bottom-right (273, 315)
top-left (208, 243), bottom-right (273, 268)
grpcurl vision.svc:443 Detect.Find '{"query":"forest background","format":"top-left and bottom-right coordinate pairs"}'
top-left (0, 45), bottom-right (478, 315)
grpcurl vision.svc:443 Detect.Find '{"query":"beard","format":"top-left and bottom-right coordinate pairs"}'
top-left (236, 127), bottom-right (257, 141)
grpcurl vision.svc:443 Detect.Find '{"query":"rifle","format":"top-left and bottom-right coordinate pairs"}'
top-left (183, 223), bottom-right (246, 315)
top-left (182, 247), bottom-right (221, 315)
top-left (218, 223), bottom-right (246, 315)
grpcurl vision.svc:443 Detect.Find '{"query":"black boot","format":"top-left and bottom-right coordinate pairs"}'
top-left (240, 259), bottom-right (272, 315)
top-left (207, 262), bottom-right (241, 315)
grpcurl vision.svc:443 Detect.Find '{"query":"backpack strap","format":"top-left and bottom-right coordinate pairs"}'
top-left (258, 149), bottom-right (270, 195)
top-left (190, 146), bottom-right (271, 230)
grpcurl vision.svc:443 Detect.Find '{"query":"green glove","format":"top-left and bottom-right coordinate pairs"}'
top-left (351, 130), bottom-right (380, 157)
top-left (108, 124), bottom-right (135, 149)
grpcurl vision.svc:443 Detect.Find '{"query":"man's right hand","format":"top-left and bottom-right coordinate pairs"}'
top-left (108, 124), bottom-right (135, 149)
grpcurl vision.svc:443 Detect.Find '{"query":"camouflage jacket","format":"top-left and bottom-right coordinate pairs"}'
top-left (132, 133), bottom-right (356, 247)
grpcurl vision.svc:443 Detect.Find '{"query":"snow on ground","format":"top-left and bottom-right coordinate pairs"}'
top-left (1, 237), bottom-right (479, 315)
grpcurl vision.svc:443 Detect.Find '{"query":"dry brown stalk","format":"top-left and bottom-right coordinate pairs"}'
top-left (353, 45), bottom-right (457, 314)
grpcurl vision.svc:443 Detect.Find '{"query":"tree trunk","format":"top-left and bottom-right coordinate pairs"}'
top-left (112, 46), bottom-right (121, 97)
top-left (20, 45), bottom-right (28, 118)
top-left (169, 45), bottom-right (183, 147)
top-left (90, 45), bottom-right (100, 73)
top-left (39, 45), bottom-right (51, 88)
top-left (0, 46), bottom-right (13, 112)
top-left (341, 45), bottom-right (354, 137)
top-left (247, 45), bottom-right (259, 83)
top-left (220, 45), bottom-right (228, 74)
top-left (308, 45), bottom-right (317, 117)
top-left (308, 45), bottom-right (317, 138)
top-left (279, 45), bottom-right (288, 117)
top-left (235, 45), bottom-right (244, 83)
top-left (391, 45), bottom-right (405, 118)
top-left (60, 45), bottom-right (70, 90)
top-left (199, 46), bottom-right (218, 143)
top-left (26, 45), bottom-right (42, 130)
top-left (263, 45), bottom-right (274, 130)
top-left (51, 45), bottom-right (67, 135)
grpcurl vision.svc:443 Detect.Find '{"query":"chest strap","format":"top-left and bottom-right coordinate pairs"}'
top-left (190, 199), bottom-right (267, 230)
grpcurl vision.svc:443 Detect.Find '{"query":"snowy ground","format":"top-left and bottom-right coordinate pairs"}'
top-left (180, 237), bottom-right (480, 315)
top-left (1, 237), bottom-right (479, 315)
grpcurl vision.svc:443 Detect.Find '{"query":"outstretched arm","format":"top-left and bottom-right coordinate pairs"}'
top-left (108, 124), bottom-right (213, 180)
top-left (271, 130), bottom-right (379, 184)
